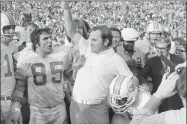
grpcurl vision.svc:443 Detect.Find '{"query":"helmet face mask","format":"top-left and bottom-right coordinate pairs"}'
top-left (1, 13), bottom-right (16, 42)
top-left (109, 75), bottom-right (134, 114)
top-left (147, 21), bottom-right (163, 43)
top-left (110, 94), bottom-right (129, 114)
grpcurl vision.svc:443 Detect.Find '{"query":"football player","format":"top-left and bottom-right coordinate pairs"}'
top-left (140, 21), bottom-right (162, 59)
top-left (109, 75), bottom-right (151, 124)
top-left (1, 12), bottom-right (18, 124)
top-left (11, 28), bottom-right (73, 124)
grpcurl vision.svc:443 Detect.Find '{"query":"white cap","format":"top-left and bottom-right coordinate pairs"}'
top-left (121, 28), bottom-right (140, 41)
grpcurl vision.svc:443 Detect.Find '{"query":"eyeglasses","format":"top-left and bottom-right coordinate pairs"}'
top-left (155, 46), bottom-right (168, 51)
top-left (176, 49), bottom-right (186, 54)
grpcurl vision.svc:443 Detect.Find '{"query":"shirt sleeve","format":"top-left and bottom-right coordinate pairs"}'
top-left (131, 108), bottom-right (186, 124)
top-left (115, 54), bottom-right (133, 78)
top-left (130, 108), bottom-right (165, 124)
top-left (13, 53), bottom-right (28, 81)
top-left (73, 33), bottom-right (90, 57)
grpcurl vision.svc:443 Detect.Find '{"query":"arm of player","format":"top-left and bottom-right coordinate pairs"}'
top-left (116, 56), bottom-right (139, 105)
top-left (11, 79), bottom-right (26, 124)
top-left (126, 76), bottom-right (139, 106)
top-left (61, 1), bottom-right (81, 45)
top-left (12, 79), bottom-right (26, 106)
top-left (63, 80), bottom-right (72, 103)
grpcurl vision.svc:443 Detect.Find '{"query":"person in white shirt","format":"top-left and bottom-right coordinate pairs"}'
top-left (131, 68), bottom-right (186, 124)
top-left (62, 2), bottom-right (139, 124)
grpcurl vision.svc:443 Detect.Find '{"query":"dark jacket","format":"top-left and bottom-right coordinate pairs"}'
top-left (138, 54), bottom-right (184, 112)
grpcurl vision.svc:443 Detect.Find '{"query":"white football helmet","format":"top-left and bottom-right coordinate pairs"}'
top-left (109, 75), bottom-right (151, 116)
top-left (1, 12), bottom-right (17, 40)
top-left (146, 21), bottom-right (163, 45)
top-left (109, 75), bottom-right (134, 114)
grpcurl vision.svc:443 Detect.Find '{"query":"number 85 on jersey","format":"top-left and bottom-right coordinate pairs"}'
top-left (30, 61), bottom-right (64, 86)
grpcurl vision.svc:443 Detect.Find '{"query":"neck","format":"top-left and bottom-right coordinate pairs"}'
top-left (97, 47), bottom-right (109, 54)
top-left (35, 49), bottom-right (48, 58)
top-left (113, 47), bottom-right (117, 53)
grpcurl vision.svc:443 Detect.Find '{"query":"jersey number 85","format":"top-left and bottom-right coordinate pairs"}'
top-left (31, 62), bottom-right (63, 86)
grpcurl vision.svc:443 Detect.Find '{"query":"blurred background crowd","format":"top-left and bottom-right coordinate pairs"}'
top-left (1, 1), bottom-right (186, 46)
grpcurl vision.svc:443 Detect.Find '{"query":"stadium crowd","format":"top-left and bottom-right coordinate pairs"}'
top-left (1, 1), bottom-right (186, 45)
top-left (1, 1), bottom-right (186, 124)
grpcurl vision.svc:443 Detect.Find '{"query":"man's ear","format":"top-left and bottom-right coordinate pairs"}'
top-left (103, 39), bottom-right (109, 46)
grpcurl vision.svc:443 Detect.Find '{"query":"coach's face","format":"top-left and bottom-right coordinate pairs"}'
top-left (89, 30), bottom-right (107, 54)
top-left (38, 32), bottom-right (53, 54)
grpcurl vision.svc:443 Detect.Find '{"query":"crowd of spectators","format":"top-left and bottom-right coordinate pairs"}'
top-left (1, 1), bottom-right (186, 45)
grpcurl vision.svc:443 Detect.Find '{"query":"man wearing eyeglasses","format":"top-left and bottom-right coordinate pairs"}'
top-left (172, 37), bottom-right (186, 61)
top-left (138, 37), bottom-right (184, 112)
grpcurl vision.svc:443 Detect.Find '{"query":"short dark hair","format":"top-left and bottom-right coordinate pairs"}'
top-left (91, 25), bottom-right (113, 47)
top-left (74, 19), bottom-right (88, 39)
top-left (30, 28), bottom-right (52, 50)
top-left (110, 27), bottom-right (121, 38)
top-left (82, 20), bottom-right (91, 33)
top-left (176, 67), bottom-right (186, 98)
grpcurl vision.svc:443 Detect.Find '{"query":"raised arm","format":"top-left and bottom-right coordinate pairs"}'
top-left (61, 1), bottom-right (81, 45)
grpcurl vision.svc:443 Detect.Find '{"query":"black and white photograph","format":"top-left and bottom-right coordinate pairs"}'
top-left (0, 1), bottom-right (186, 124)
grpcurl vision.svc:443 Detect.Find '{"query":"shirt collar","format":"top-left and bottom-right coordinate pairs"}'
top-left (96, 48), bottom-right (115, 56)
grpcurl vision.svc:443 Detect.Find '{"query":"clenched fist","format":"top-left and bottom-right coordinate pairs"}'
top-left (60, 1), bottom-right (69, 9)
top-left (73, 54), bottom-right (86, 71)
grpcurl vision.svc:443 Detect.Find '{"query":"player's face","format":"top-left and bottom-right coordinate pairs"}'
top-left (149, 32), bottom-right (161, 40)
top-left (89, 30), bottom-right (106, 54)
top-left (149, 33), bottom-right (161, 46)
top-left (2, 25), bottom-right (16, 43)
top-left (38, 32), bottom-right (53, 54)
top-left (76, 23), bottom-right (84, 36)
top-left (112, 31), bottom-right (120, 48)
top-left (155, 43), bottom-right (169, 57)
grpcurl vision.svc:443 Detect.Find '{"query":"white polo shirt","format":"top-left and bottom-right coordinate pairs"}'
top-left (72, 33), bottom-right (133, 101)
